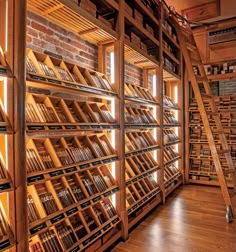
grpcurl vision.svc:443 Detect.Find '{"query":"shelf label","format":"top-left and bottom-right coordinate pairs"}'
top-left (111, 156), bottom-right (118, 161)
top-left (27, 174), bottom-right (44, 184)
top-left (126, 181), bottom-right (131, 186)
top-left (80, 163), bottom-right (90, 169)
top-left (102, 125), bottom-right (110, 129)
top-left (47, 78), bottom-right (61, 85)
top-left (0, 183), bottom-right (11, 191)
top-left (138, 175), bottom-right (143, 180)
top-left (103, 158), bottom-right (111, 164)
top-left (49, 170), bottom-right (64, 177)
top-left (92, 161), bottom-right (101, 166)
top-left (30, 222), bottom-right (47, 235)
top-left (0, 126), bottom-right (7, 132)
top-left (65, 167), bottom-right (77, 173)
top-left (66, 207), bottom-right (78, 216)
top-left (50, 213), bottom-right (65, 224)
top-left (143, 196), bottom-right (148, 201)
top-left (29, 74), bottom-right (46, 82)
top-left (128, 209), bottom-right (132, 214)
top-left (103, 190), bottom-right (112, 197)
top-left (138, 201), bottom-right (143, 206)
top-left (92, 196), bottom-right (102, 203)
top-left (80, 125), bottom-right (90, 129)
top-left (0, 239), bottom-right (10, 250)
top-left (111, 187), bottom-right (119, 194)
top-left (91, 125), bottom-right (101, 129)
top-left (80, 200), bottom-right (91, 208)
top-left (65, 83), bottom-right (78, 89)
top-left (132, 178), bottom-right (137, 183)
top-left (0, 67), bottom-right (7, 74)
top-left (113, 125), bottom-right (120, 129)
top-left (112, 217), bottom-right (119, 225)
top-left (82, 231), bottom-right (102, 246)
top-left (69, 246), bottom-right (80, 252)
top-left (103, 223), bottom-right (111, 231)
top-left (65, 125), bottom-right (77, 130)
top-left (48, 125), bottom-right (63, 130)
top-left (27, 125), bottom-right (45, 131)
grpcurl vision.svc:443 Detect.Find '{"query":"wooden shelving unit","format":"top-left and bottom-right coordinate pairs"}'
top-left (0, 0), bottom-right (186, 250)
top-left (0, 0), bottom-right (27, 251)
top-left (188, 95), bottom-right (236, 186)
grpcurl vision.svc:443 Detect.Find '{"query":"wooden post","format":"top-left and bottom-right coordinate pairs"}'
top-left (114, 0), bottom-right (128, 241)
top-left (158, 2), bottom-right (165, 204)
top-left (13, 0), bottom-right (28, 251)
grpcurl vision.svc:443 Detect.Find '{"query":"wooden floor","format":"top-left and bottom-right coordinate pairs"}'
top-left (111, 185), bottom-right (236, 252)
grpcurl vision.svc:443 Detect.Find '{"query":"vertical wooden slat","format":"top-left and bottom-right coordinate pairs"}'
top-left (13, 0), bottom-right (28, 251)
top-left (158, 2), bottom-right (165, 204)
top-left (115, 0), bottom-right (128, 241)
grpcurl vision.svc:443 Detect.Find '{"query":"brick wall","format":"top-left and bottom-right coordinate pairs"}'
top-left (27, 10), bottom-right (145, 87)
top-left (27, 11), bottom-right (98, 71)
top-left (124, 62), bottom-right (143, 86)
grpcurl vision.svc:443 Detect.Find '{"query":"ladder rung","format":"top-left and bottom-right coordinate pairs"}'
top-left (196, 76), bottom-right (208, 82)
top-left (187, 42), bottom-right (197, 51)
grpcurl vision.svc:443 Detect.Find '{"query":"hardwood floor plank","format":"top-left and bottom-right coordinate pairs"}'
top-left (112, 185), bottom-right (236, 252)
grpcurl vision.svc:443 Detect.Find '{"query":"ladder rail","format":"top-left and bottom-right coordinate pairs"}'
top-left (172, 19), bottom-right (235, 217)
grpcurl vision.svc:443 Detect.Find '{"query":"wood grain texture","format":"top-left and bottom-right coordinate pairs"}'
top-left (112, 185), bottom-right (236, 252)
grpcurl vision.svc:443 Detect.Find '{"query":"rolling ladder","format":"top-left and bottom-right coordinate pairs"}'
top-left (171, 16), bottom-right (236, 222)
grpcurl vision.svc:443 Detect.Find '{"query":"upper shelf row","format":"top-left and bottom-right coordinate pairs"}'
top-left (27, 0), bottom-right (181, 74)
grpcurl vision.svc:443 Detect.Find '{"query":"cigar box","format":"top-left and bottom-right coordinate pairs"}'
top-left (98, 16), bottom-right (113, 29)
top-left (134, 9), bottom-right (143, 26)
top-left (146, 24), bottom-right (154, 36)
top-left (131, 32), bottom-right (141, 47)
top-left (80, 0), bottom-right (97, 17)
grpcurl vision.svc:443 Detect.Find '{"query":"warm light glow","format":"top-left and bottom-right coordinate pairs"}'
top-left (153, 171), bottom-right (158, 182)
top-left (110, 52), bottom-right (115, 84)
top-left (152, 75), bottom-right (157, 97)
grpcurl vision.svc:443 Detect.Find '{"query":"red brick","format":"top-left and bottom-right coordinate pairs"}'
top-left (27, 27), bottom-right (38, 38)
top-left (26, 35), bottom-right (32, 43)
top-left (31, 21), bottom-right (53, 36)
top-left (38, 33), bottom-right (60, 46)
top-left (27, 11), bottom-right (48, 25)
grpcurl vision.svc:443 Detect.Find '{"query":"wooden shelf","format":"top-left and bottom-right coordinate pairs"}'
top-left (27, 0), bottom-right (118, 45)
top-left (207, 72), bottom-right (236, 81)
top-left (163, 48), bottom-right (180, 65)
top-left (162, 29), bottom-right (180, 49)
top-left (163, 67), bottom-right (181, 80)
top-left (125, 14), bottom-right (159, 46)
top-left (124, 40), bottom-right (159, 68)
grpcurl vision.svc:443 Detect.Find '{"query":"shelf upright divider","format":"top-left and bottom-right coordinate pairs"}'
top-left (184, 62), bottom-right (190, 184)
top-left (114, 0), bottom-right (128, 241)
top-left (158, 2), bottom-right (165, 204)
top-left (12, 0), bottom-right (27, 251)
top-left (179, 53), bottom-right (185, 184)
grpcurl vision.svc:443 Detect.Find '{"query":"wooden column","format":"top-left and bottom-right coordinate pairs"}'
top-left (158, 2), bottom-right (165, 204)
top-left (114, 0), bottom-right (128, 241)
top-left (13, 0), bottom-right (27, 251)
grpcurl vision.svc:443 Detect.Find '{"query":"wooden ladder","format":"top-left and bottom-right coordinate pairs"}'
top-left (171, 17), bottom-right (236, 222)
